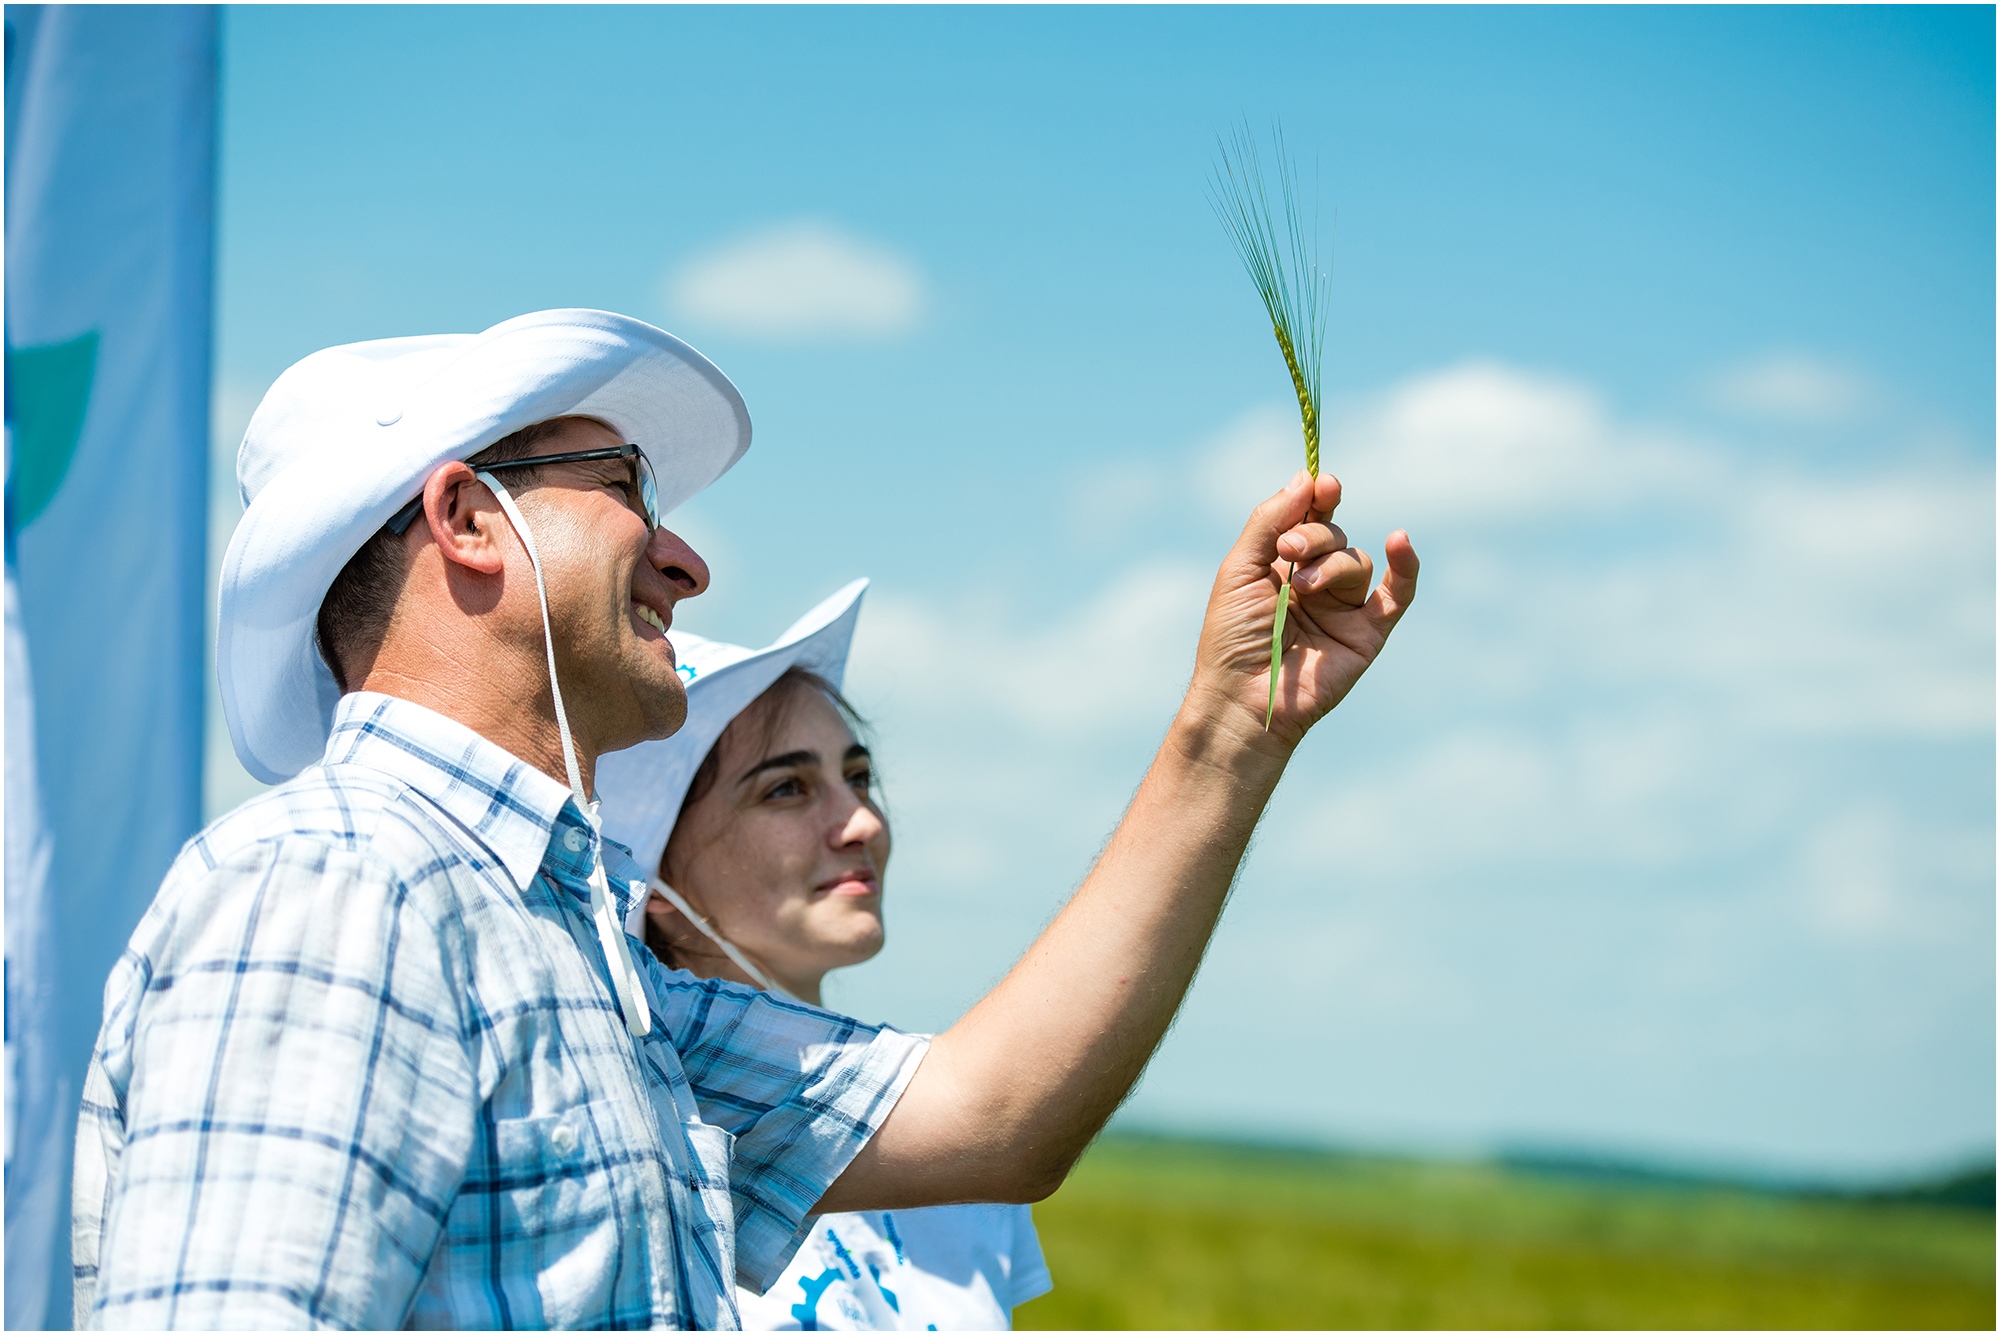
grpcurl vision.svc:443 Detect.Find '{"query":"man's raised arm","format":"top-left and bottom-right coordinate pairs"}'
top-left (819, 470), bottom-right (1420, 1211)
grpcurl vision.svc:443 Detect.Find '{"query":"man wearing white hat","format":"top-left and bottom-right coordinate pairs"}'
top-left (72, 309), bottom-right (1418, 1330)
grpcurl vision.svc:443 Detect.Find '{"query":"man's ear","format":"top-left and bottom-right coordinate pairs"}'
top-left (420, 461), bottom-right (507, 575)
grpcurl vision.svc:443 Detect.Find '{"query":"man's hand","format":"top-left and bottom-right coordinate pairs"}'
top-left (1188, 470), bottom-right (1419, 751)
top-left (817, 471), bottom-right (1420, 1215)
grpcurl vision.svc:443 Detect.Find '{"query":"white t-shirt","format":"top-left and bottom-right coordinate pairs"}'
top-left (740, 1204), bottom-right (1051, 1330)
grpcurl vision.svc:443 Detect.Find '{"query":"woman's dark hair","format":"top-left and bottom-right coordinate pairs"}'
top-left (644, 666), bottom-right (878, 969)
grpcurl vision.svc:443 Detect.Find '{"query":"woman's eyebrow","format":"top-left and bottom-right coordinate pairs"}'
top-left (736, 749), bottom-right (817, 785)
top-left (844, 744), bottom-right (871, 764)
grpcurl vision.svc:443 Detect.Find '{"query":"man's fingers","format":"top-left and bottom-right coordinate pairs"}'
top-left (1306, 472), bottom-right (1343, 524)
top-left (1236, 471), bottom-right (1316, 568)
top-left (1240, 471), bottom-right (1350, 565)
top-left (1295, 546), bottom-right (1372, 606)
top-left (1367, 530), bottom-right (1420, 623)
top-left (1276, 519), bottom-right (1348, 565)
top-left (1293, 529), bottom-right (1416, 621)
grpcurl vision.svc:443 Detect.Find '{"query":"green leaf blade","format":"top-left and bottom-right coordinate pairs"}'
top-left (1265, 578), bottom-right (1291, 730)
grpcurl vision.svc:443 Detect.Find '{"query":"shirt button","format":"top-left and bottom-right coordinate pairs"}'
top-left (563, 828), bottom-right (586, 852)
top-left (551, 1124), bottom-right (577, 1154)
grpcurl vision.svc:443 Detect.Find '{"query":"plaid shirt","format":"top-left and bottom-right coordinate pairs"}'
top-left (72, 693), bottom-right (926, 1330)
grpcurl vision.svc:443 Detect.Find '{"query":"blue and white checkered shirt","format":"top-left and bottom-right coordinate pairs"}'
top-left (72, 692), bottom-right (927, 1330)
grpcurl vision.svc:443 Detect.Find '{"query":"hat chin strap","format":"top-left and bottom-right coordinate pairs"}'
top-left (477, 471), bottom-right (652, 1039)
top-left (645, 876), bottom-right (797, 1002)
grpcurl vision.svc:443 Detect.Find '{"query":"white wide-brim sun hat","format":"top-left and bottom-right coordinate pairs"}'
top-left (596, 577), bottom-right (868, 932)
top-left (220, 309), bottom-right (751, 784)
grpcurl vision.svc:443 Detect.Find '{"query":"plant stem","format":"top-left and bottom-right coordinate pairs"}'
top-left (1265, 567), bottom-right (1293, 731)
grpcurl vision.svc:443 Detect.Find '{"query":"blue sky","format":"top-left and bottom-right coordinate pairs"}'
top-left (208, 5), bottom-right (1994, 1181)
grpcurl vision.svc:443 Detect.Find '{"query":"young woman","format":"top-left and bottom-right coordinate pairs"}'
top-left (597, 580), bottom-right (1051, 1331)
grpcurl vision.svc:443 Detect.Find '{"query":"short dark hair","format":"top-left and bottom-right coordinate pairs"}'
top-left (314, 417), bottom-right (579, 690)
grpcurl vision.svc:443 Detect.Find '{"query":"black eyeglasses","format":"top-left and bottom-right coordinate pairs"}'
top-left (386, 444), bottom-right (661, 535)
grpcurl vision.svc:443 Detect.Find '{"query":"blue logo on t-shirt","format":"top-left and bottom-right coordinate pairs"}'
top-left (790, 1268), bottom-right (842, 1330)
top-left (867, 1261), bottom-right (901, 1313)
top-left (794, 1228), bottom-right (904, 1328)
top-left (880, 1213), bottom-right (907, 1266)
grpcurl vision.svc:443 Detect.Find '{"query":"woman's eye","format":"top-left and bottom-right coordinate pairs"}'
top-left (763, 777), bottom-right (805, 801)
top-left (847, 768), bottom-right (873, 794)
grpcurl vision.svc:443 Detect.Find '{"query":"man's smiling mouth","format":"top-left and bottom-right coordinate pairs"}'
top-left (635, 603), bottom-right (667, 634)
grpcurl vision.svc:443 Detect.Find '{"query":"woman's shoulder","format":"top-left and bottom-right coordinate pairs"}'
top-left (806, 1203), bottom-right (1036, 1270)
top-left (885, 1201), bottom-right (1032, 1238)
top-left (881, 1203), bottom-right (1042, 1270)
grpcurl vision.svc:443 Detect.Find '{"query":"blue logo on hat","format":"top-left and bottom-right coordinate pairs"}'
top-left (677, 664), bottom-right (697, 682)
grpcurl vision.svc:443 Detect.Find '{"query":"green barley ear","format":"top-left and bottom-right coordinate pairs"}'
top-left (1210, 123), bottom-right (1331, 729)
top-left (1210, 124), bottom-right (1328, 479)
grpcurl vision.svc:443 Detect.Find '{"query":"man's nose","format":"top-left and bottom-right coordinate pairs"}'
top-left (649, 526), bottom-right (710, 600)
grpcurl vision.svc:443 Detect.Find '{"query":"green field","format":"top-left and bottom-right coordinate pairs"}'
top-left (1015, 1136), bottom-right (1995, 1330)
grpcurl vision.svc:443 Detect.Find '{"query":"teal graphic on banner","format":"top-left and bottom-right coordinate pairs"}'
top-left (5, 331), bottom-right (97, 535)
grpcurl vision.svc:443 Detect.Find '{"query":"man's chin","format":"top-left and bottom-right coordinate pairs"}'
top-left (634, 668), bottom-right (690, 741)
top-left (596, 667), bottom-right (688, 755)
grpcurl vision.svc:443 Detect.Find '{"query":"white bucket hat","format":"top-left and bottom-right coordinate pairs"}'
top-left (218, 308), bottom-right (751, 785)
top-left (596, 578), bottom-right (868, 945)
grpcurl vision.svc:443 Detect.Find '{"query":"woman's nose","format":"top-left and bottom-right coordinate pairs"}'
top-left (832, 796), bottom-right (887, 848)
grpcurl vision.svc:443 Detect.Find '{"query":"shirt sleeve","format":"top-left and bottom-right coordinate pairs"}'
top-left (640, 958), bottom-right (928, 1295)
top-left (87, 837), bottom-right (479, 1330)
top-left (1003, 1203), bottom-right (1054, 1309)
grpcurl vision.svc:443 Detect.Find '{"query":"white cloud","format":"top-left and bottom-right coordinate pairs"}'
top-left (1706, 472), bottom-right (1994, 737)
top-left (667, 219), bottom-right (927, 341)
top-left (1266, 712), bottom-right (1722, 880)
top-left (1181, 361), bottom-right (1727, 544)
top-left (1407, 472), bottom-right (1996, 745)
top-left (1792, 806), bottom-right (1993, 944)
top-left (850, 560), bottom-right (1210, 738)
top-left (1331, 359), bottom-right (1719, 529)
top-left (1707, 351), bottom-right (1872, 424)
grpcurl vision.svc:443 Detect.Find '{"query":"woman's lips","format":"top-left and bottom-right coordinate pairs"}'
top-left (817, 872), bottom-right (879, 897)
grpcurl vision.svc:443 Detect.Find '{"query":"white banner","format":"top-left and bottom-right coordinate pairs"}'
top-left (5, 7), bottom-right (217, 1327)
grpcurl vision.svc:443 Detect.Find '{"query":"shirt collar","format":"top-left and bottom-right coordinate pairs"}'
top-left (600, 838), bottom-right (647, 918)
top-left (324, 692), bottom-right (575, 892)
top-left (538, 805), bottom-right (650, 920)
